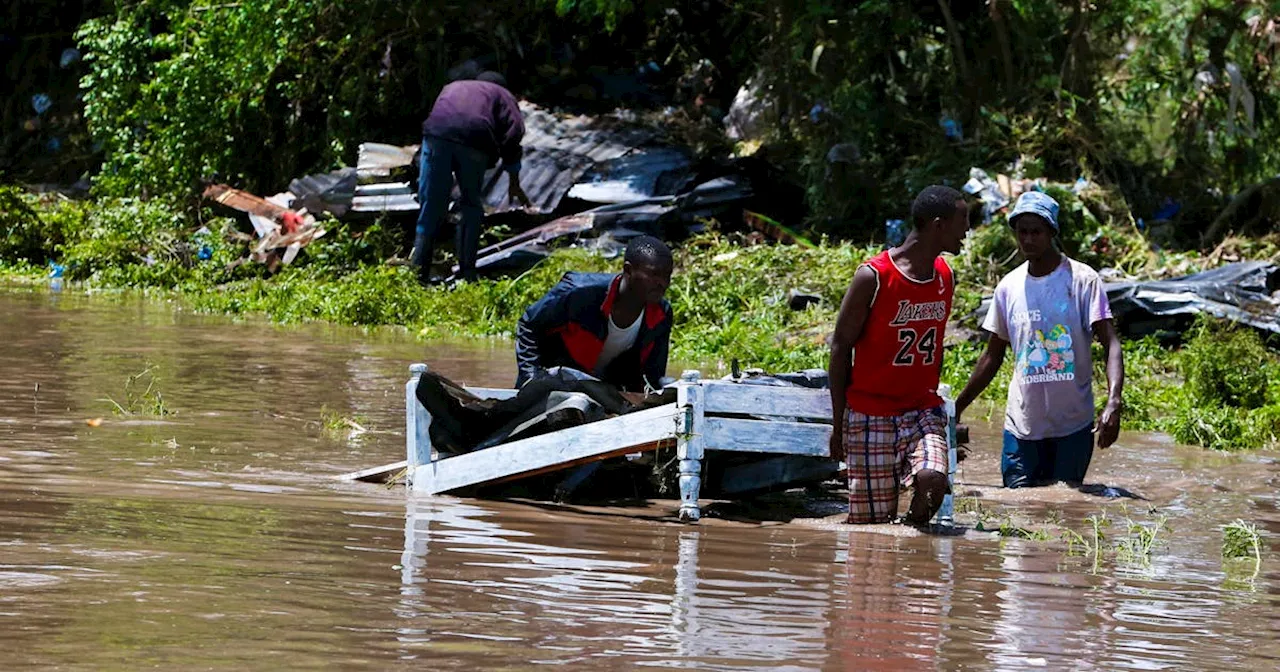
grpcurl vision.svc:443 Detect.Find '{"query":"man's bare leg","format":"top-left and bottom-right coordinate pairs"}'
top-left (905, 468), bottom-right (947, 525)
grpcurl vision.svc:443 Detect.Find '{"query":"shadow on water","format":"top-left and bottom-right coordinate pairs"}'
top-left (1076, 483), bottom-right (1147, 500)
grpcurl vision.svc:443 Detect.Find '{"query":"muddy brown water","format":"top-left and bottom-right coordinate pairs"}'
top-left (1, 286), bottom-right (1278, 670)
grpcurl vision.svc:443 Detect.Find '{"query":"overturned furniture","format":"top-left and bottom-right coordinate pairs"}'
top-left (401, 364), bottom-right (959, 524)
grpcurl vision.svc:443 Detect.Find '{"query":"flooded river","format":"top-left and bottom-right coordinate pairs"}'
top-left (1, 287), bottom-right (1277, 670)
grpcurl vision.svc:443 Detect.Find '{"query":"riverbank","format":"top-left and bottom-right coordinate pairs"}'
top-left (3, 186), bottom-right (1279, 449)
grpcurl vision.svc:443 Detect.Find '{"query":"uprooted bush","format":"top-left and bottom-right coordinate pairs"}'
top-left (0, 186), bottom-right (64, 266)
top-left (1164, 319), bottom-right (1280, 450)
top-left (1184, 320), bottom-right (1275, 409)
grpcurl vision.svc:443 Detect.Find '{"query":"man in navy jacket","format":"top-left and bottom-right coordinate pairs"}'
top-left (413, 71), bottom-right (530, 284)
top-left (516, 236), bottom-right (674, 393)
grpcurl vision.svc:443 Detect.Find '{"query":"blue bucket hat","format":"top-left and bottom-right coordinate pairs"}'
top-left (1008, 191), bottom-right (1060, 232)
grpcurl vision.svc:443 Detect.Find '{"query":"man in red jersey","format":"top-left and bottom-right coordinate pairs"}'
top-left (828, 185), bottom-right (971, 525)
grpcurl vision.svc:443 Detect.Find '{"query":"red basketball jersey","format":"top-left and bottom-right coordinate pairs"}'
top-left (845, 251), bottom-right (954, 416)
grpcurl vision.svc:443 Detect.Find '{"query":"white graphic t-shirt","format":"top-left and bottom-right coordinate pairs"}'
top-left (982, 257), bottom-right (1113, 440)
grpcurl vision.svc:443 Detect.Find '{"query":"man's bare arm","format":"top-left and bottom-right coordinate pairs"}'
top-left (1094, 318), bottom-right (1124, 448)
top-left (828, 265), bottom-right (877, 461)
top-left (955, 335), bottom-right (1009, 422)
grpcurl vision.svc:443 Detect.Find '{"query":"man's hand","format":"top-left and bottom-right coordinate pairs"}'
top-left (829, 428), bottom-right (845, 462)
top-left (508, 179), bottom-right (532, 209)
top-left (1096, 399), bottom-right (1122, 448)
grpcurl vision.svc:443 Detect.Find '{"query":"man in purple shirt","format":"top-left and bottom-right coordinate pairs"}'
top-left (413, 71), bottom-right (530, 284)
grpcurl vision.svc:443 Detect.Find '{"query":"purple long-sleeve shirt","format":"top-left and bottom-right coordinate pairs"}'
top-left (421, 80), bottom-right (525, 171)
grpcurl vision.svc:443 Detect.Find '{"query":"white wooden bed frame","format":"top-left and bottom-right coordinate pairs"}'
top-left (404, 363), bottom-right (957, 525)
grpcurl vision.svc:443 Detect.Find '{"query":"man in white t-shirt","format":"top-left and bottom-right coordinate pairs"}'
top-left (955, 191), bottom-right (1125, 488)
top-left (515, 236), bottom-right (674, 393)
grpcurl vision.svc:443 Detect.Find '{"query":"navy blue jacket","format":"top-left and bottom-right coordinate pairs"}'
top-left (515, 272), bottom-right (673, 393)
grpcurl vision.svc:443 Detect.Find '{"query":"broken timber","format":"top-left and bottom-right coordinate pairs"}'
top-left (402, 363), bottom-right (958, 524)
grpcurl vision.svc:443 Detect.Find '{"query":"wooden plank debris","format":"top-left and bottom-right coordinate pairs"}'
top-left (702, 382), bottom-right (830, 421)
top-left (337, 460), bottom-right (407, 483)
top-left (410, 402), bottom-right (682, 495)
top-left (702, 417), bottom-right (831, 456)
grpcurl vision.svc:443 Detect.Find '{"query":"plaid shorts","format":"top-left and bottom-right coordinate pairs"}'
top-left (844, 406), bottom-right (949, 524)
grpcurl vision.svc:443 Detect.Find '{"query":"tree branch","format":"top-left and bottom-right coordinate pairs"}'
top-left (936, 0), bottom-right (972, 89)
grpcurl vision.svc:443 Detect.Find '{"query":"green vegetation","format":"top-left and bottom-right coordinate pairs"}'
top-left (995, 518), bottom-right (1053, 542)
top-left (101, 363), bottom-right (173, 417)
top-left (6, 183), bottom-right (1280, 449)
top-left (1222, 519), bottom-right (1264, 561)
top-left (319, 406), bottom-right (370, 442)
top-left (954, 499), bottom-right (1269, 584)
top-left (1222, 518), bottom-right (1264, 588)
top-left (8, 1), bottom-right (1277, 241)
top-left (1163, 319), bottom-right (1280, 450)
top-left (1115, 513), bottom-right (1168, 566)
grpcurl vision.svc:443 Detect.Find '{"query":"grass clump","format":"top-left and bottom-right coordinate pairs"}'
top-left (101, 364), bottom-right (173, 417)
top-left (0, 186), bottom-right (61, 265)
top-left (319, 406), bottom-right (370, 442)
top-left (996, 518), bottom-right (1053, 541)
top-left (1115, 514), bottom-right (1168, 566)
top-left (1222, 519), bottom-right (1264, 560)
top-left (1222, 519), bottom-right (1265, 588)
top-left (1182, 321), bottom-right (1275, 408)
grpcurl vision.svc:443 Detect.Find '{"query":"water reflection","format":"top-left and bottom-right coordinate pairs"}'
top-left (399, 498), bottom-right (841, 669)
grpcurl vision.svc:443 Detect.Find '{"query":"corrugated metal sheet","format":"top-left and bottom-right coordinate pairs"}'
top-left (350, 181), bottom-right (417, 215)
top-left (351, 192), bottom-right (419, 214)
top-left (346, 103), bottom-right (693, 217)
top-left (357, 143), bottom-right (419, 179)
top-left (479, 102), bottom-right (688, 214)
top-left (567, 147), bottom-right (694, 204)
top-left (355, 182), bottom-right (413, 197)
top-left (289, 167), bottom-right (356, 217)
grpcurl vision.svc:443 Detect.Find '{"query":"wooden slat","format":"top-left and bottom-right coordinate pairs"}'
top-left (701, 383), bottom-right (832, 421)
top-left (337, 460), bottom-right (407, 483)
top-left (411, 403), bottom-right (682, 494)
top-left (702, 417), bottom-right (831, 455)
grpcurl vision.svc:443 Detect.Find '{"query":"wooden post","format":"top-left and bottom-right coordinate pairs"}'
top-left (935, 385), bottom-right (958, 527)
top-left (676, 370), bottom-right (705, 522)
top-left (405, 364), bottom-right (433, 484)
